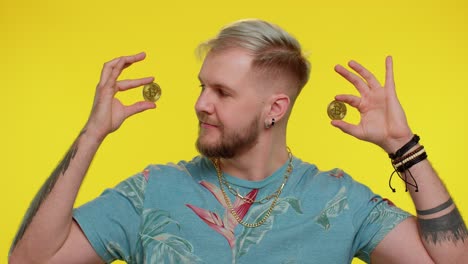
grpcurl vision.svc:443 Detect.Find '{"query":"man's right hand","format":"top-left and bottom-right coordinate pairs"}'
top-left (85, 52), bottom-right (156, 142)
top-left (9, 53), bottom-right (156, 264)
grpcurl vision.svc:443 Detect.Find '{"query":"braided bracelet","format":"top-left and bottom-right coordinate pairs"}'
top-left (389, 134), bottom-right (420, 159)
top-left (388, 135), bottom-right (427, 192)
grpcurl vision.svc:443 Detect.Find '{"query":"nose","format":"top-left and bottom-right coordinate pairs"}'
top-left (195, 88), bottom-right (214, 114)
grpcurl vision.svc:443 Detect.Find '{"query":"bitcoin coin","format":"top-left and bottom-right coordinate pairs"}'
top-left (143, 82), bottom-right (161, 102)
top-left (327, 100), bottom-right (347, 120)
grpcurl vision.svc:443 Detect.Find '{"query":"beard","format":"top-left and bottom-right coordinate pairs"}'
top-left (196, 115), bottom-right (260, 159)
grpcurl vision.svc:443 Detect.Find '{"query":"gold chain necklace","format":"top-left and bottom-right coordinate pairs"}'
top-left (211, 149), bottom-right (293, 228)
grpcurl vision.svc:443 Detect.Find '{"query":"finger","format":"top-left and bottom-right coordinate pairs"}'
top-left (335, 94), bottom-right (361, 108)
top-left (348, 60), bottom-right (382, 89)
top-left (124, 101), bottom-right (157, 119)
top-left (98, 52), bottom-right (146, 87)
top-left (117, 77), bottom-right (154, 91)
top-left (106, 53), bottom-right (147, 90)
top-left (102, 59), bottom-right (137, 94)
top-left (98, 57), bottom-right (121, 87)
top-left (334, 64), bottom-right (369, 94)
top-left (330, 120), bottom-right (364, 140)
top-left (385, 56), bottom-right (398, 97)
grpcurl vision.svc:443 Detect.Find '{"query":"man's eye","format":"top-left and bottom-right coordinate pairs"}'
top-left (218, 89), bottom-right (229, 97)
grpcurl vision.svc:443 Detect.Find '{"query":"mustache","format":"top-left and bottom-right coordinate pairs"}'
top-left (198, 120), bottom-right (221, 127)
top-left (196, 113), bottom-right (221, 127)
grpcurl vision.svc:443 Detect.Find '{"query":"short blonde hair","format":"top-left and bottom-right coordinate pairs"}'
top-left (197, 19), bottom-right (311, 96)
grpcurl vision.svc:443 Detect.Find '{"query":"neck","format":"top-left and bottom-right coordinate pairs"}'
top-left (218, 136), bottom-right (289, 181)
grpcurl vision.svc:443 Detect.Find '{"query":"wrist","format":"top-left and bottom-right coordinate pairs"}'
top-left (82, 120), bottom-right (111, 144)
top-left (80, 126), bottom-right (107, 146)
top-left (382, 133), bottom-right (415, 154)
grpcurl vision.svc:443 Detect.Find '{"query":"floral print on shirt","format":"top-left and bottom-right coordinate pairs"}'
top-left (186, 180), bottom-right (303, 263)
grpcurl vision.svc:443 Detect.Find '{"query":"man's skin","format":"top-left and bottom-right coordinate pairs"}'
top-left (9, 48), bottom-right (468, 263)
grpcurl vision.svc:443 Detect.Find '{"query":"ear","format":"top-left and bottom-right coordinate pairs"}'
top-left (264, 93), bottom-right (290, 125)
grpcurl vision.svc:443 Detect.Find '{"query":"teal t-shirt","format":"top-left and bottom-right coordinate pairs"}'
top-left (73, 156), bottom-right (410, 263)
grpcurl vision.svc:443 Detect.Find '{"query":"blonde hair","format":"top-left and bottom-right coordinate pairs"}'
top-left (197, 19), bottom-right (311, 96)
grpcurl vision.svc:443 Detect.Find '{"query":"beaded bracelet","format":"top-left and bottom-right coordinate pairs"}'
top-left (396, 152), bottom-right (428, 173)
top-left (388, 135), bottom-right (427, 192)
top-left (393, 148), bottom-right (426, 169)
top-left (392, 145), bottom-right (424, 165)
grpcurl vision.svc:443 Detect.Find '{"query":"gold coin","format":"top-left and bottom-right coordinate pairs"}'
top-left (142, 82), bottom-right (161, 102)
top-left (327, 100), bottom-right (347, 120)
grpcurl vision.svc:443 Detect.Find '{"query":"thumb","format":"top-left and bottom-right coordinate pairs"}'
top-left (331, 120), bottom-right (363, 140)
top-left (124, 101), bottom-right (156, 119)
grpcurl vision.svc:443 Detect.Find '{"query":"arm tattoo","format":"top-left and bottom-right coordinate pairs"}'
top-left (9, 130), bottom-right (86, 254)
top-left (417, 198), bottom-right (453, 215)
top-left (418, 207), bottom-right (468, 245)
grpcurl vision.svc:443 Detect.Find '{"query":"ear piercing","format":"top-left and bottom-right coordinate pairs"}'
top-left (265, 118), bottom-right (275, 129)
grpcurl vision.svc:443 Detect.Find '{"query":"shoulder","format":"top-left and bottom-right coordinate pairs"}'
top-left (292, 157), bottom-right (405, 213)
top-left (140, 156), bottom-right (212, 183)
top-left (293, 157), bottom-right (371, 197)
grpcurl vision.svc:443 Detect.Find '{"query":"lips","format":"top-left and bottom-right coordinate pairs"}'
top-left (200, 121), bottom-right (218, 129)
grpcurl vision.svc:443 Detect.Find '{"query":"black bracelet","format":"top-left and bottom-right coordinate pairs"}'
top-left (396, 151), bottom-right (427, 172)
top-left (389, 134), bottom-right (420, 159)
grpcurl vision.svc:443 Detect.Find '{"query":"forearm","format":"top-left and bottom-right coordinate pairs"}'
top-left (9, 129), bottom-right (103, 262)
top-left (333, 56), bottom-right (468, 262)
top-left (399, 147), bottom-right (468, 263)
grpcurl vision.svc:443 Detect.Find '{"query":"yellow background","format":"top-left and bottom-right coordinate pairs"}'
top-left (1, 0), bottom-right (467, 263)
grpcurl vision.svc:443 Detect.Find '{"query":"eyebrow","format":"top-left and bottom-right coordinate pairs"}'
top-left (198, 75), bottom-right (237, 95)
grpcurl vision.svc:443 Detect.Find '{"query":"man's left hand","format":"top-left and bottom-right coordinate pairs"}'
top-left (332, 56), bottom-right (414, 154)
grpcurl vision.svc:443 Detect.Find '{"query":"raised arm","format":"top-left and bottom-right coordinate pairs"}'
top-left (9, 52), bottom-right (156, 263)
top-left (332, 56), bottom-right (468, 263)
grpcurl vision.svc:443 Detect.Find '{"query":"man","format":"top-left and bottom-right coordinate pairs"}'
top-left (9, 19), bottom-right (468, 263)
